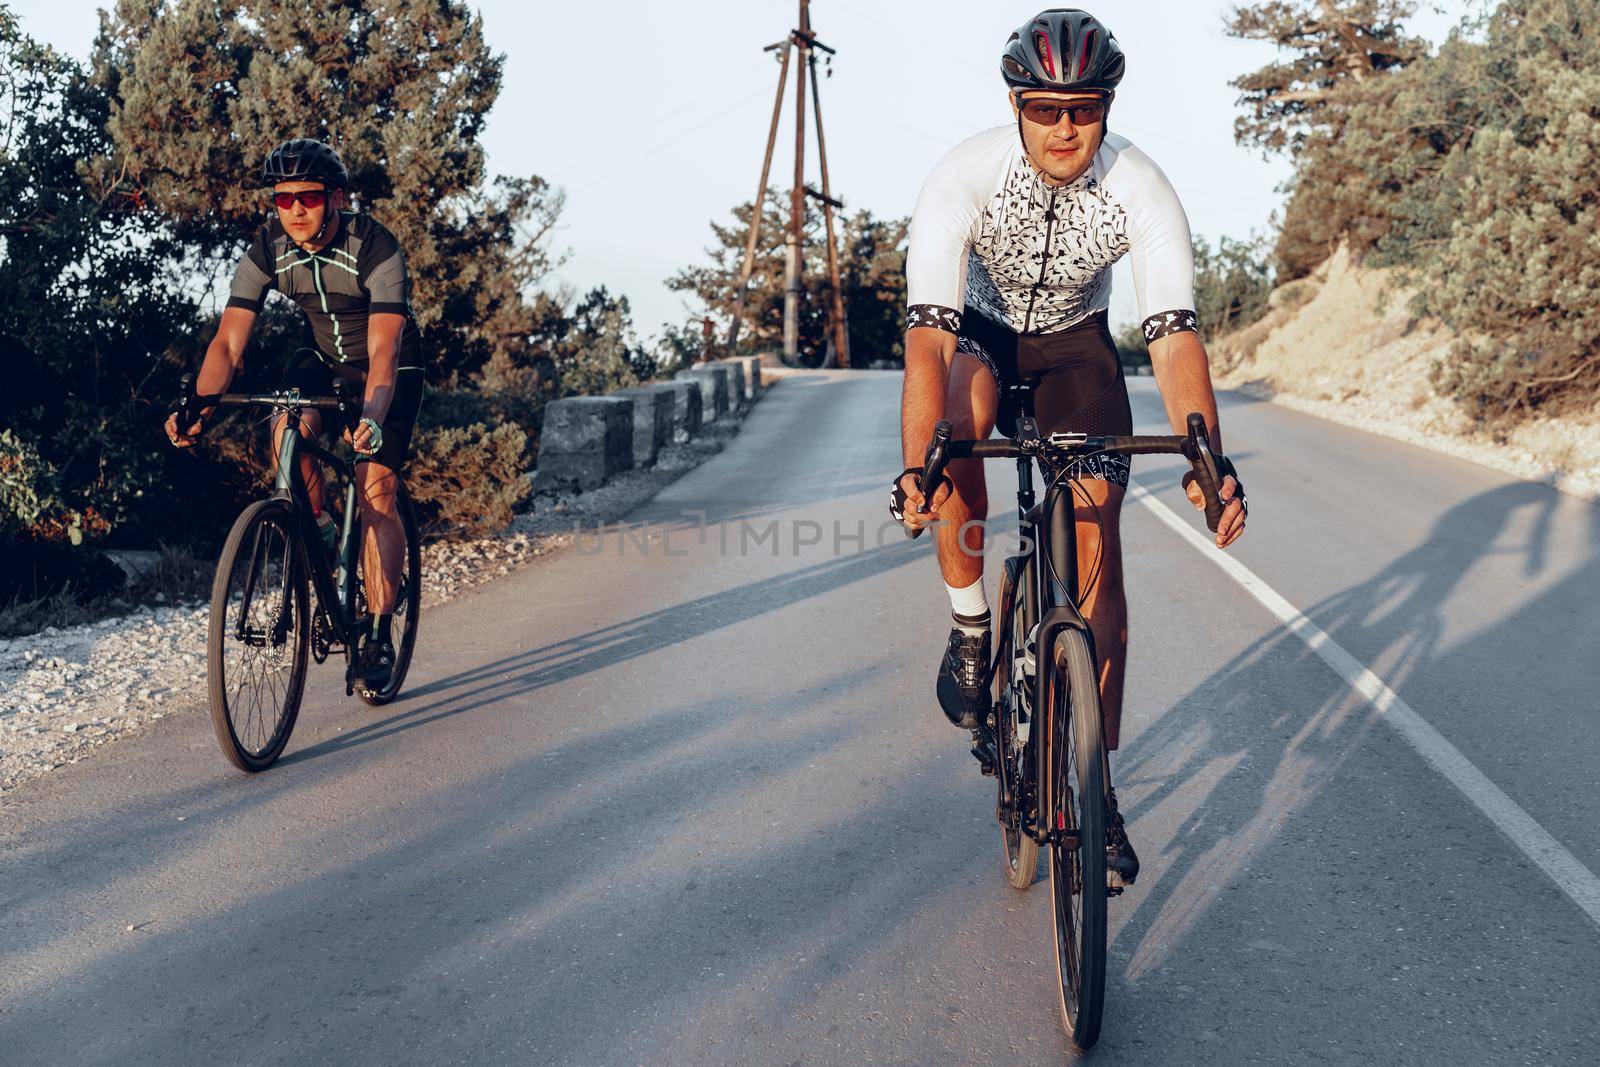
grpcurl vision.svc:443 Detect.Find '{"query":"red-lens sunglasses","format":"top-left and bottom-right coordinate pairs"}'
top-left (272, 190), bottom-right (328, 211)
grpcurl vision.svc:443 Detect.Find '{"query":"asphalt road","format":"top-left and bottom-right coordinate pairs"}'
top-left (3, 371), bottom-right (1597, 1065)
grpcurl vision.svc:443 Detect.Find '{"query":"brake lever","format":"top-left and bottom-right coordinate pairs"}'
top-left (907, 420), bottom-right (953, 540)
top-left (1185, 412), bottom-right (1225, 533)
top-left (174, 373), bottom-right (197, 433)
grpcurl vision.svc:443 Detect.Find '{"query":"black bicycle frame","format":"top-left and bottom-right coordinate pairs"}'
top-left (924, 388), bottom-right (1225, 850)
top-left (987, 387), bottom-right (1097, 846)
top-left (271, 412), bottom-right (361, 643)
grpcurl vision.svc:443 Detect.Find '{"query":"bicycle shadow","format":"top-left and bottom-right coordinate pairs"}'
top-left (1093, 478), bottom-right (1600, 1054)
top-left (0, 656), bottom-right (1029, 1064)
top-left (281, 534), bottom-right (931, 767)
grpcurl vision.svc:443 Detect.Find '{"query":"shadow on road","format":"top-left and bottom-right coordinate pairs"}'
top-left (1092, 479), bottom-right (1600, 1054)
top-left (0, 653), bottom-right (991, 1063)
top-left (282, 535), bottom-right (929, 766)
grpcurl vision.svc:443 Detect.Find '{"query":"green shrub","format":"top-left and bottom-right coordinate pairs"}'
top-left (1273, 32), bottom-right (1489, 280)
top-left (0, 540), bottom-right (127, 617)
top-left (1194, 235), bottom-right (1276, 337)
top-left (1416, 2), bottom-right (1600, 418)
top-left (405, 423), bottom-right (533, 539)
top-left (1113, 321), bottom-right (1150, 371)
top-left (0, 430), bottom-right (67, 540)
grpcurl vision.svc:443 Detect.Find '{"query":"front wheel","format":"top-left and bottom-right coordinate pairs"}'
top-left (1045, 627), bottom-right (1109, 1049)
top-left (207, 499), bottom-right (311, 772)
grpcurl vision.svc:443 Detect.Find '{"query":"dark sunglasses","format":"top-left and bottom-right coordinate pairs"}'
top-left (272, 190), bottom-right (328, 211)
top-left (1018, 99), bottom-right (1108, 127)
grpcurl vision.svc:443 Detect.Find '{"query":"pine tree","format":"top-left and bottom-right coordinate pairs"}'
top-left (667, 188), bottom-right (909, 366)
top-left (87, 0), bottom-right (562, 378)
top-left (1, 4), bottom-right (203, 559)
top-left (1226, 1), bottom-right (1429, 155)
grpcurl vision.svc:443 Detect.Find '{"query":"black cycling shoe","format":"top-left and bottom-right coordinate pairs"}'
top-left (356, 635), bottom-right (395, 690)
top-left (936, 627), bottom-right (990, 730)
top-left (1106, 787), bottom-right (1140, 889)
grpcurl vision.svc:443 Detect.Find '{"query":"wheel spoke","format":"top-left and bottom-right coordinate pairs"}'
top-left (210, 509), bottom-right (307, 769)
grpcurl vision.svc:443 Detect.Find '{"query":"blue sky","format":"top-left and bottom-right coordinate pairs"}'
top-left (15, 1), bottom-right (1476, 340)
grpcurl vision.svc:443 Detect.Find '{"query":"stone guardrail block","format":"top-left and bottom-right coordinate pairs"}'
top-left (676, 366), bottom-right (729, 425)
top-left (533, 396), bottom-right (633, 495)
top-left (726, 355), bottom-right (761, 398)
top-left (655, 379), bottom-right (703, 443)
top-left (715, 360), bottom-right (747, 410)
top-left (609, 384), bottom-right (676, 468)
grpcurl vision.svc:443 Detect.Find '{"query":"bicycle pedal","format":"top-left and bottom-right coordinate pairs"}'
top-left (969, 730), bottom-right (997, 777)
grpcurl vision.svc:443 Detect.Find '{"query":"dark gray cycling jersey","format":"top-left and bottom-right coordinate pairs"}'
top-left (227, 212), bottom-right (421, 370)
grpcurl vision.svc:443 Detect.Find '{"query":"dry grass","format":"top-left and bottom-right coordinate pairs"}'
top-left (0, 544), bottom-right (212, 640)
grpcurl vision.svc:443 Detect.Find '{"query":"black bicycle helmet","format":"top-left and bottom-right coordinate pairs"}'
top-left (1001, 9), bottom-right (1125, 94)
top-left (259, 138), bottom-right (349, 189)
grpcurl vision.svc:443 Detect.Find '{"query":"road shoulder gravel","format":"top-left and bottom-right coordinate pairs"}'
top-left (0, 410), bottom-right (756, 796)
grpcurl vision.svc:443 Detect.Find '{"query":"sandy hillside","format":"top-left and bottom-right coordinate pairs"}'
top-left (1210, 244), bottom-right (1600, 500)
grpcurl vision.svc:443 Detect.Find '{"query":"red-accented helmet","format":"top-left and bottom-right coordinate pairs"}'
top-left (1001, 9), bottom-right (1125, 95)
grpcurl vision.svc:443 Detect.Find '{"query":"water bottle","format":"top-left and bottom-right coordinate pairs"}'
top-left (316, 512), bottom-right (338, 563)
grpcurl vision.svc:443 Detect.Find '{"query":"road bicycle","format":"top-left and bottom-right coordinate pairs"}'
top-left (173, 376), bottom-right (422, 772)
top-left (918, 391), bottom-right (1224, 1049)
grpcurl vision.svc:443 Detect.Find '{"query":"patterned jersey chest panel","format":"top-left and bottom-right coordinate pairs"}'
top-left (965, 155), bottom-right (1128, 333)
top-left (905, 127), bottom-right (1196, 342)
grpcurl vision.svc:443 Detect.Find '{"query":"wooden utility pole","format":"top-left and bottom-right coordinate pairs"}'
top-left (725, 43), bottom-right (790, 359)
top-left (725, 0), bottom-right (850, 368)
top-left (809, 48), bottom-right (849, 369)
top-left (784, 2), bottom-right (809, 367)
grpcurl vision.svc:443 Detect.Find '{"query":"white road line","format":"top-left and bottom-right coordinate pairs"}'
top-left (1131, 482), bottom-right (1600, 930)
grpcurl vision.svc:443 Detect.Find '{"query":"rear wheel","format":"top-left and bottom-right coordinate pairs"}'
top-left (1045, 627), bottom-right (1108, 1049)
top-left (995, 561), bottom-right (1039, 890)
top-left (207, 500), bottom-right (310, 772)
top-left (356, 482), bottom-right (422, 706)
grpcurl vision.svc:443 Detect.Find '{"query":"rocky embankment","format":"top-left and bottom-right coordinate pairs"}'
top-left (1211, 244), bottom-right (1600, 501)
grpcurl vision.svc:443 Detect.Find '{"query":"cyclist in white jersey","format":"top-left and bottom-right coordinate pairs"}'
top-left (889, 9), bottom-right (1248, 886)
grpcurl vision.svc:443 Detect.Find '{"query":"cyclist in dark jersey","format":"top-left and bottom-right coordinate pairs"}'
top-left (165, 139), bottom-right (424, 686)
top-left (889, 10), bottom-right (1248, 887)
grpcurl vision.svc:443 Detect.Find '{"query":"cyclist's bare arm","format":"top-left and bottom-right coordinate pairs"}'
top-left (1148, 330), bottom-right (1246, 546)
top-left (1147, 331), bottom-right (1222, 452)
top-left (899, 326), bottom-right (959, 522)
top-left (166, 307), bottom-right (256, 444)
top-left (359, 311), bottom-right (405, 428)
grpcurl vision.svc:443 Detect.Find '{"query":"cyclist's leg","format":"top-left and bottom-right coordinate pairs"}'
top-left (355, 360), bottom-right (423, 616)
top-left (1071, 481), bottom-right (1128, 750)
top-left (356, 461), bottom-right (404, 613)
top-left (927, 341), bottom-right (1003, 728)
top-left (934, 349), bottom-right (999, 588)
top-left (272, 351), bottom-right (333, 513)
top-left (1029, 314), bottom-right (1140, 885)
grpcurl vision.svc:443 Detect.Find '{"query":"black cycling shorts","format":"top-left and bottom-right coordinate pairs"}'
top-left (955, 309), bottom-right (1133, 486)
top-left (279, 347), bottom-right (425, 472)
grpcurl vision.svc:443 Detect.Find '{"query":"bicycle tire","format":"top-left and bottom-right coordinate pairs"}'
top-left (995, 561), bottom-right (1039, 890)
top-left (356, 482), bottom-right (422, 706)
top-left (207, 499), bottom-right (310, 772)
top-left (1045, 627), bottom-right (1109, 1049)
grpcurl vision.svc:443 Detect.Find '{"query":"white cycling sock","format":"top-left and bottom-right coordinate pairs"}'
top-left (946, 578), bottom-right (989, 635)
